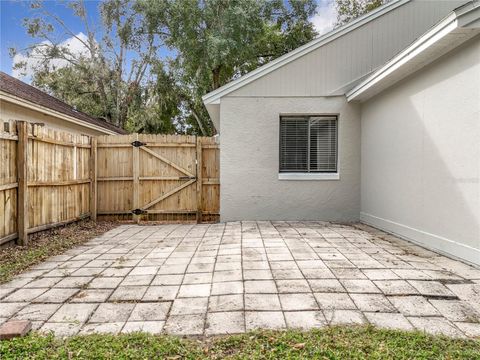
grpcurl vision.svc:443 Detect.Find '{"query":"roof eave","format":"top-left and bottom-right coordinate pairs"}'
top-left (202, 0), bottom-right (410, 105)
top-left (347, 2), bottom-right (480, 102)
top-left (0, 91), bottom-right (121, 135)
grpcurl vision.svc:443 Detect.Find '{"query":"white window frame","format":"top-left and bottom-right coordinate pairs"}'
top-left (278, 172), bottom-right (340, 180)
top-left (278, 114), bottom-right (340, 181)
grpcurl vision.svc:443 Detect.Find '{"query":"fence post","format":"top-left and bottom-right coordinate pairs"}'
top-left (196, 137), bottom-right (203, 223)
top-left (90, 137), bottom-right (97, 221)
top-left (17, 121), bottom-right (29, 246)
top-left (132, 133), bottom-right (140, 223)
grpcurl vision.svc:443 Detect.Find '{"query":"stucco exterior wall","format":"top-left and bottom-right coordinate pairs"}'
top-left (0, 100), bottom-right (110, 136)
top-left (360, 36), bottom-right (480, 265)
top-left (220, 96), bottom-right (360, 221)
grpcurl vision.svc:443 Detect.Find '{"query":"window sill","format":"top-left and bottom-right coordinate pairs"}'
top-left (278, 173), bottom-right (340, 181)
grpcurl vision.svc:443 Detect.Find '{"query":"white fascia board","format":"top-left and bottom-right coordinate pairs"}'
top-left (202, 0), bottom-right (410, 105)
top-left (0, 91), bottom-right (119, 135)
top-left (456, 1), bottom-right (480, 27)
top-left (346, 12), bottom-right (459, 101)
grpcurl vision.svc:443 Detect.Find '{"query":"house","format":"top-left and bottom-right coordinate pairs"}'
top-left (203, 0), bottom-right (480, 265)
top-left (0, 72), bottom-right (125, 135)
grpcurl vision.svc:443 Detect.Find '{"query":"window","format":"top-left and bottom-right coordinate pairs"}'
top-left (280, 115), bottom-right (337, 173)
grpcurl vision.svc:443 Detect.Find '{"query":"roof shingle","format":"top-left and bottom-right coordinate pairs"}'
top-left (0, 71), bottom-right (126, 134)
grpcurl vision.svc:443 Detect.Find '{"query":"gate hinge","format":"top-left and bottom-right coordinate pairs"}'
top-left (132, 208), bottom-right (147, 215)
top-left (131, 140), bottom-right (146, 147)
top-left (179, 176), bottom-right (196, 180)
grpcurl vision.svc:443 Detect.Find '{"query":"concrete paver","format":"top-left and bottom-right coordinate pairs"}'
top-left (246, 311), bottom-right (286, 330)
top-left (89, 303), bottom-right (134, 323)
top-left (284, 311), bottom-right (325, 329)
top-left (49, 303), bottom-right (97, 323)
top-left (206, 312), bottom-right (245, 335)
top-left (129, 302), bottom-right (171, 321)
top-left (1, 222), bottom-right (479, 337)
top-left (388, 296), bottom-right (441, 317)
top-left (170, 297), bottom-right (208, 315)
top-left (364, 312), bottom-right (413, 331)
top-left (314, 292), bottom-right (356, 310)
top-left (122, 321), bottom-right (164, 334)
top-left (13, 304), bottom-right (60, 321)
top-left (208, 294), bottom-right (243, 312)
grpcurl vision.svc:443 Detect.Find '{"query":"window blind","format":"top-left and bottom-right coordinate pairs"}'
top-left (280, 116), bottom-right (337, 173)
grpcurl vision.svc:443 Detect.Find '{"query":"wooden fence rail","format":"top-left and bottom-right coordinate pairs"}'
top-left (0, 120), bottom-right (219, 246)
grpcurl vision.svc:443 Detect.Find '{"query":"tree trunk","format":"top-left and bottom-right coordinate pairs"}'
top-left (212, 67), bottom-right (221, 90)
top-left (191, 109), bottom-right (207, 136)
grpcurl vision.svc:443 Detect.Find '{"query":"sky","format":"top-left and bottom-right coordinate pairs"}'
top-left (0, 0), bottom-right (102, 78)
top-left (0, 0), bottom-right (337, 80)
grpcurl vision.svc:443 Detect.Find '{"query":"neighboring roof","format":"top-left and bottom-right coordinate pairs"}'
top-left (202, 0), bottom-right (410, 105)
top-left (0, 72), bottom-right (126, 134)
top-left (347, 1), bottom-right (480, 101)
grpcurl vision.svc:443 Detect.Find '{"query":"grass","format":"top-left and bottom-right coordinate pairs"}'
top-left (0, 220), bottom-right (118, 284)
top-left (1, 326), bottom-right (479, 360)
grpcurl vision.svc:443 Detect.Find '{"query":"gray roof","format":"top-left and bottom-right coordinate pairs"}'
top-left (0, 72), bottom-right (126, 134)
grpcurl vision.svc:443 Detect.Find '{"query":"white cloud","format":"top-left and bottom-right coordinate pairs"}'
top-left (311, 0), bottom-right (337, 35)
top-left (12, 32), bottom-right (90, 81)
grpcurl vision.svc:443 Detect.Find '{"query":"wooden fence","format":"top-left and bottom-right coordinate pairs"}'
top-left (0, 121), bottom-right (219, 246)
top-left (96, 134), bottom-right (219, 223)
top-left (0, 120), bottom-right (93, 246)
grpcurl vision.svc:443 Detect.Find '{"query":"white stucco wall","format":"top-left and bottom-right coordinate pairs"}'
top-left (220, 96), bottom-right (360, 221)
top-left (360, 36), bottom-right (480, 265)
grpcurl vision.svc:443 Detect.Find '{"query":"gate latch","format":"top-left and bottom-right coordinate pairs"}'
top-left (132, 208), bottom-right (147, 215)
top-left (179, 176), bottom-right (196, 180)
top-left (131, 140), bottom-right (146, 147)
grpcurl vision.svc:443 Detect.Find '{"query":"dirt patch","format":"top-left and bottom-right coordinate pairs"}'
top-left (0, 220), bottom-right (118, 284)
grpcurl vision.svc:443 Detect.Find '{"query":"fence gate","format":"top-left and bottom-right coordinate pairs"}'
top-left (96, 134), bottom-right (219, 223)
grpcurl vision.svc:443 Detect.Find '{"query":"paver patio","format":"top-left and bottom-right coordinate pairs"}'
top-left (1, 221), bottom-right (480, 338)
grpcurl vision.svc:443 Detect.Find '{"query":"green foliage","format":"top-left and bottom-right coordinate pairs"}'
top-left (16, 0), bottom-right (163, 129)
top-left (138, 0), bottom-right (317, 135)
top-left (124, 63), bottom-right (181, 134)
top-left (1, 327), bottom-right (479, 359)
top-left (32, 65), bottom-right (106, 120)
top-left (335, 0), bottom-right (386, 26)
top-left (15, 0), bottom-right (318, 134)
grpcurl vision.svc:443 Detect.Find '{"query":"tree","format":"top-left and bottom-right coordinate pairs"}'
top-left (13, 0), bottom-right (166, 129)
top-left (13, 0), bottom-right (318, 135)
top-left (138, 0), bottom-right (317, 135)
top-left (335, 0), bottom-right (385, 26)
top-left (124, 62), bottom-right (182, 134)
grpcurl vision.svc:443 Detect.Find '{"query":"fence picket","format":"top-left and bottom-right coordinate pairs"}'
top-left (16, 121), bottom-right (28, 246)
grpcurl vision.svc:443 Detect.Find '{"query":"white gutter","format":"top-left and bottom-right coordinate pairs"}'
top-left (346, 6), bottom-right (473, 101)
top-left (0, 91), bottom-right (120, 135)
top-left (202, 0), bottom-right (410, 105)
